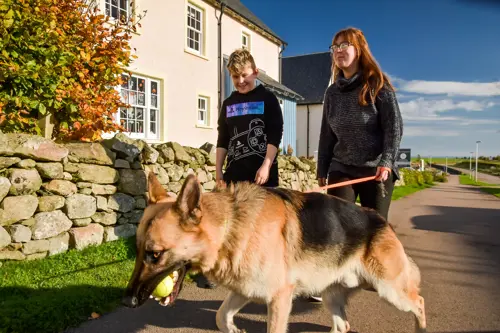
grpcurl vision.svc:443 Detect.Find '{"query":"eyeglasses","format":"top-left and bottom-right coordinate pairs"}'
top-left (329, 42), bottom-right (351, 53)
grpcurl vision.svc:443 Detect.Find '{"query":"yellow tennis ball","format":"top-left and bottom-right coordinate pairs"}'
top-left (152, 275), bottom-right (174, 298)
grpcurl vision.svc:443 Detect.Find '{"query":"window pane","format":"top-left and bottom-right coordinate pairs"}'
top-left (127, 121), bottom-right (135, 133)
top-left (136, 120), bottom-right (144, 133)
top-left (194, 41), bottom-right (199, 51)
top-left (105, 2), bottom-right (111, 16)
top-left (129, 91), bottom-right (137, 105)
top-left (136, 108), bottom-right (144, 120)
top-left (199, 111), bottom-right (204, 121)
top-left (120, 108), bottom-right (127, 120)
top-left (150, 109), bottom-right (157, 122)
top-left (195, 10), bottom-right (200, 20)
top-left (138, 78), bottom-right (145, 92)
top-left (120, 74), bottom-right (128, 88)
top-left (150, 122), bottom-right (156, 134)
top-left (138, 93), bottom-right (145, 106)
top-left (120, 9), bottom-right (127, 21)
top-left (151, 95), bottom-right (157, 108)
top-left (120, 89), bottom-right (128, 103)
top-left (111, 5), bottom-right (118, 19)
top-left (129, 76), bottom-right (137, 90)
top-left (151, 81), bottom-right (157, 94)
top-left (127, 108), bottom-right (135, 119)
top-left (120, 0), bottom-right (127, 10)
top-left (196, 21), bottom-right (200, 31)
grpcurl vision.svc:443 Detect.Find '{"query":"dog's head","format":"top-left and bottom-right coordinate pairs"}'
top-left (122, 172), bottom-right (211, 308)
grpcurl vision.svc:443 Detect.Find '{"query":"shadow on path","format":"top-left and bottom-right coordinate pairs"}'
top-left (65, 297), bottom-right (331, 333)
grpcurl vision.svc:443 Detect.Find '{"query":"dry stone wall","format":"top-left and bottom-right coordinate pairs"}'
top-left (0, 132), bottom-right (318, 262)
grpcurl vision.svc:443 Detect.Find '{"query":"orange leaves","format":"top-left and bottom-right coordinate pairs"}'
top-left (0, 0), bottom-right (145, 142)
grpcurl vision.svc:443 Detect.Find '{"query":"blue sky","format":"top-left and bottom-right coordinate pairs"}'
top-left (243, 0), bottom-right (500, 157)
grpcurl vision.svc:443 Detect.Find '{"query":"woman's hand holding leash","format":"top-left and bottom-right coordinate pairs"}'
top-left (375, 166), bottom-right (391, 182)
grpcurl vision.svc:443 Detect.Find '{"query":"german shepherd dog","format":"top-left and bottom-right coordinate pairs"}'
top-left (123, 172), bottom-right (426, 333)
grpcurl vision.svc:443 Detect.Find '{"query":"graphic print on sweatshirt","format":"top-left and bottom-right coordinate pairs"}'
top-left (226, 101), bottom-right (264, 118)
top-left (226, 117), bottom-right (268, 168)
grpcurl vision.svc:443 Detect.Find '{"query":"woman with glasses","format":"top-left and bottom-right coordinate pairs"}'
top-left (310, 27), bottom-right (403, 302)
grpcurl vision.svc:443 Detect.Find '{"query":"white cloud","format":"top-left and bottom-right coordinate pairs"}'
top-left (398, 97), bottom-right (495, 120)
top-left (392, 77), bottom-right (500, 96)
top-left (404, 126), bottom-right (460, 137)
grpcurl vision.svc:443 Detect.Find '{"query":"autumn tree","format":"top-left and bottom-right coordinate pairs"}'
top-left (0, 0), bottom-right (145, 141)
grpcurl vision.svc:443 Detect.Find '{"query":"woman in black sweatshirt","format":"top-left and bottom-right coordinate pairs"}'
top-left (317, 27), bottom-right (403, 221)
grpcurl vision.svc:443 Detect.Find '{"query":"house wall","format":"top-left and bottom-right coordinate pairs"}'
top-left (101, 0), bottom-right (281, 149)
top-left (221, 11), bottom-right (280, 81)
top-left (281, 98), bottom-right (297, 155)
top-left (296, 104), bottom-right (323, 158)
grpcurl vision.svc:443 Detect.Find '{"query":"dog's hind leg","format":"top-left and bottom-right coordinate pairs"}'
top-left (267, 285), bottom-right (294, 333)
top-left (216, 291), bottom-right (250, 333)
top-left (322, 284), bottom-right (352, 333)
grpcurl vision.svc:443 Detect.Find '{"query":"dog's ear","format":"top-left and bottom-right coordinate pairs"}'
top-left (147, 171), bottom-right (168, 204)
top-left (175, 174), bottom-right (202, 224)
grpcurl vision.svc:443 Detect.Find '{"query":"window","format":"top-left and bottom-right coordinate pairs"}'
top-left (187, 4), bottom-right (203, 54)
top-left (197, 96), bottom-right (209, 126)
top-left (242, 32), bottom-right (250, 50)
top-left (105, 0), bottom-right (129, 21)
top-left (118, 74), bottom-right (160, 140)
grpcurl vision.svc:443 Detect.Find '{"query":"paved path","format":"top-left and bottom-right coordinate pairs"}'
top-left (67, 176), bottom-right (500, 333)
top-left (435, 164), bottom-right (500, 185)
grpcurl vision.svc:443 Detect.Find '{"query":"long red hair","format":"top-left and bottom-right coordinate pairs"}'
top-left (331, 27), bottom-right (395, 106)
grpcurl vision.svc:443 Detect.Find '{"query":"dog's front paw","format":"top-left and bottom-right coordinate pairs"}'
top-left (217, 322), bottom-right (246, 333)
top-left (330, 320), bottom-right (350, 333)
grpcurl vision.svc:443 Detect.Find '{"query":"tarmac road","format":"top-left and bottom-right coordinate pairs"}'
top-left (435, 164), bottom-right (500, 185)
top-left (67, 175), bottom-right (500, 333)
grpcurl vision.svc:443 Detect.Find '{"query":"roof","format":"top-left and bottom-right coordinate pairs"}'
top-left (282, 51), bottom-right (333, 105)
top-left (219, 0), bottom-right (286, 45)
top-left (257, 70), bottom-right (303, 101)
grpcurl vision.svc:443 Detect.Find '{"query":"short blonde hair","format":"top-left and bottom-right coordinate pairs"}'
top-left (227, 48), bottom-right (257, 75)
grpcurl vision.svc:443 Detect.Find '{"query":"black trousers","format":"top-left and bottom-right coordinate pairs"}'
top-left (327, 170), bottom-right (395, 220)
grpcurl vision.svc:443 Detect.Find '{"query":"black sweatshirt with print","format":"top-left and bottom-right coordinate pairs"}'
top-left (317, 71), bottom-right (403, 180)
top-left (216, 84), bottom-right (284, 187)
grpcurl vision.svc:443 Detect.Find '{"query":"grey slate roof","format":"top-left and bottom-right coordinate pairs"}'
top-left (222, 0), bottom-right (286, 45)
top-left (282, 52), bottom-right (332, 105)
top-left (257, 70), bottom-right (303, 101)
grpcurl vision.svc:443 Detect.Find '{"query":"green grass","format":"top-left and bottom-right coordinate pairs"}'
top-left (481, 187), bottom-right (500, 198)
top-left (0, 237), bottom-right (138, 333)
top-left (392, 184), bottom-right (433, 200)
top-left (459, 174), bottom-right (500, 199)
top-left (458, 174), bottom-right (493, 187)
top-left (354, 183), bottom-right (433, 203)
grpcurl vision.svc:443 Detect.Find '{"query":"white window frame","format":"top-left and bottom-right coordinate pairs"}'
top-left (197, 96), bottom-right (209, 127)
top-left (186, 3), bottom-right (204, 55)
top-left (242, 31), bottom-right (251, 50)
top-left (117, 74), bottom-right (160, 140)
top-left (104, 0), bottom-right (130, 22)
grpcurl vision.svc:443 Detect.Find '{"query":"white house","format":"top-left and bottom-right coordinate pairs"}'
top-left (98, 0), bottom-right (301, 149)
top-left (282, 51), bottom-right (332, 158)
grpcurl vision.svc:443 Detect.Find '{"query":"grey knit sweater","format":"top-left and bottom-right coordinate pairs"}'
top-left (317, 71), bottom-right (403, 180)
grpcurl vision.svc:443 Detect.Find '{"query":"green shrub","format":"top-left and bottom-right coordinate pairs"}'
top-left (422, 171), bottom-right (434, 185)
top-left (434, 173), bottom-right (448, 183)
top-left (400, 168), bottom-right (442, 186)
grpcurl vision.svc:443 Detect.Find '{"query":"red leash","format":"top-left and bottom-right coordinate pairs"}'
top-left (304, 175), bottom-right (377, 193)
